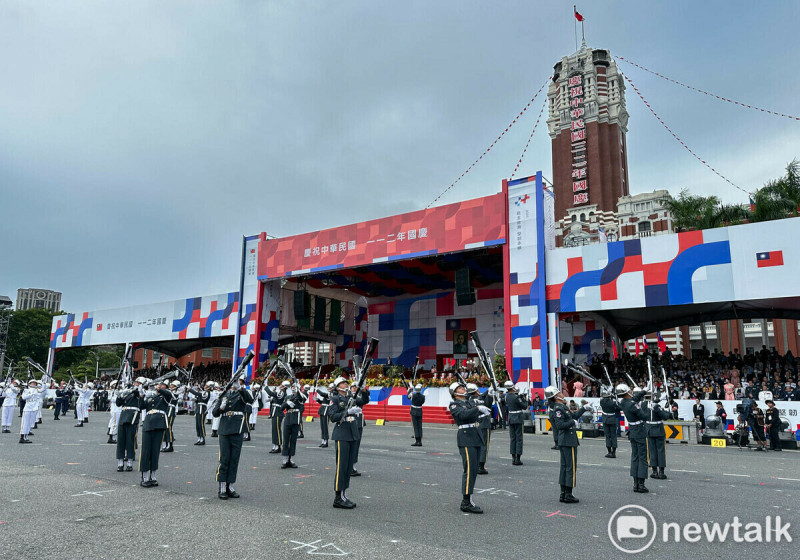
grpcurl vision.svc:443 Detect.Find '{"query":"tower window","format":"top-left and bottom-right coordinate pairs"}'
top-left (571, 215), bottom-right (577, 223)
top-left (580, 213), bottom-right (586, 222)
top-left (638, 221), bottom-right (651, 233)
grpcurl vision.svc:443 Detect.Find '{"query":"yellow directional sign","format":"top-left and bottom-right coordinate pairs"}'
top-left (576, 431), bottom-right (583, 439)
top-left (711, 438), bottom-right (727, 448)
top-left (305, 416), bottom-right (313, 422)
top-left (665, 425), bottom-right (683, 439)
top-left (376, 419), bottom-right (385, 426)
top-left (545, 419), bottom-right (552, 431)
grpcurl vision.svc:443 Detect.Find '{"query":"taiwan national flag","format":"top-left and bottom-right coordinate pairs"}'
top-left (756, 251), bottom-right (784, 268)
top-left (635, 338), bottom-right (641, 356)
top-left (612, 339), bottom-right (618, 359)
top-left (641, 337), bottom-right (649, 351)
top-left (657, 331), bottom-right (667, 353)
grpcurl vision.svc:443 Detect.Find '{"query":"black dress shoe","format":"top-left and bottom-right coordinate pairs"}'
top-left (126, 466), bottom-right (133, 472)
top-left (460, 501), bottom-right (483, 514)
top-left (288, 462), bottom-right (298, 469)
top-left (226, 489), bottom-right (240, 498)
top-left (140, 481), bottom-right (152, 488)
top-left (333, 497), bottom-right (355, 509)
top-left (117, 466), bottom-right (124, 472)
top-left (551, 445), bottom-right (559, 450)
top-left (562, 492), bottom-right (579, 503)
top-left (269, 449), bottom-right (280, 454)
top-left (350, 470), bottom-right (361, 477)
top-left (150, 480), bottom-right (158, 487)
top-left (477, 467), bottom-right (489, 475)
top-left (281, 462), bottom-right (291, 469)
top-left (218, 491), bottom-right (228, 500)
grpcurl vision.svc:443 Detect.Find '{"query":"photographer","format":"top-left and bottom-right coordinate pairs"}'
top-left (739, 390), bottom-right (767, 451)
top-left (764, 400), bottom-right (782, 451)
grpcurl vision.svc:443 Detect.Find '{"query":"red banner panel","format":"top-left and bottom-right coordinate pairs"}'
top-left (258, 193), bottom-right (507, 279)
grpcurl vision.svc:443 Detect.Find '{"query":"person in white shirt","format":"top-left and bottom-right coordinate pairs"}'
top-left (208, 385), bottom-right (222, 438)
top-left (107, 380), bottom-right (121, 444)
top-left (20, 377), bottom-right (47, 443)
top-left (74, 383), bottom-right (94, 427)
top-left (2, 380), bottom-right (20, 433)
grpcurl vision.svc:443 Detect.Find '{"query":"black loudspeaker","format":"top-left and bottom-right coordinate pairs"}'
top-left (294, 290), bottom-right (310, 320)
top-left (455, 268), bottom-right (476, 306)
top-left (561, 342), bottom-right (571, 354)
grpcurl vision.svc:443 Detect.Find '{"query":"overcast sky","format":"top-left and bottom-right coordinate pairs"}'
top-left (2, 1), bottom-right (799, 313)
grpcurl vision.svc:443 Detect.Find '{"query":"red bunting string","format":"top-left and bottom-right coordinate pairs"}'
top-left (624, 74), bottom-right (752, 197)
top-left (509, 98), bottom-right (548, 180)
top-left (426, 78), bottom-right (551, 208)
top-left (618, 56), bottom-right (799, 121)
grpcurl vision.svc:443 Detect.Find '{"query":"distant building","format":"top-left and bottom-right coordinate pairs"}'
top-left (16, 288), bottom-right (62, 312)
top-left (616, 190), bottom-right (673, 239)
top-left (0, 295), bottom-right (12, 310)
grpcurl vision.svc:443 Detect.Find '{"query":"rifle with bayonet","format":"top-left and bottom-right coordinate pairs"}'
top-left (470, 331), bottom-right (501, 395)
top-left (345, 338), bottom-right (379, 411)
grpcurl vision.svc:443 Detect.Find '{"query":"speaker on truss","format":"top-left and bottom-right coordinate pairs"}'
top-left (455, 268), bottom-right (476, 306)
top-left (294, 290), bottom-right (310, 320)
top-left (561, 342), bottom-right (571, 354)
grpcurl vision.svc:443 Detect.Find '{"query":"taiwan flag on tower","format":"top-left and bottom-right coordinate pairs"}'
top-left (574, 6), bottom-right (584, 21)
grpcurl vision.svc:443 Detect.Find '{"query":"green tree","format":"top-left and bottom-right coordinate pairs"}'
top-left (661, 189), bottom-right (749, 231)
top-left (5, 308), bottom-right (57, 368)
top-left (752, 159), bottom-right (800, 222)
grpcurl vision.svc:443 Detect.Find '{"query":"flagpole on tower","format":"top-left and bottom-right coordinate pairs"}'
top-left (573, 5), bottom-right (578, 51)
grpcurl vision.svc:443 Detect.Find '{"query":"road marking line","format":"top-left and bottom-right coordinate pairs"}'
top-left (672, 469), bottom-right (697, 473)
top-left (777, 477), bottom-right (800, 482)
top-left (723, 473), bottom-right (750, 477)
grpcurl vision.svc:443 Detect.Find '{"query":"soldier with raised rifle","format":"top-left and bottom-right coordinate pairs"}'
top-left (599, 385), bottom-right (620, 458)
top-left (617, 383), bottom-right (651, 493)
top-left (188, 381), bottom-right (212, 445)
top-left (115, 377), bottom-right (145, 472)
top-left (448, 381), bottom-right (487, 513)
top-left (161, 379), bottom-right (180, 453)
top-left (315, 383), bottom-right (332, 448)
top-left (280, 382), bottom-right (307, 468)
top-left (329, 376), bottom-right (363, 509)
top-left (408, 382), bottom-right (425, 447)
top-left (645, 389), bottom-right (671, 480)
top-left (467, 383), bottom-right (491, 474)
top-left (265, 380), bottom-right (289, 453)
top-left (504, 381), bottom-right (529, 466)
top-left (139, 378), bottom-right (174, 487)
top-left (546, 385), bottom-right (583, 503)
top-left (349, 381), bottom-right (369, 477)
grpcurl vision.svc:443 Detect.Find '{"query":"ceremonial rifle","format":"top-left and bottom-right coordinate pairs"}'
top-left (345, 338), bottom-right (379, 411)
top-left (411, 355), bottom-right (420, 385)
top-left (111, 344), bottom-right (134, 389)
top-left (470, 331), bottom-right (501, 395)
top-left (218, 351), bottom-right (256, 395)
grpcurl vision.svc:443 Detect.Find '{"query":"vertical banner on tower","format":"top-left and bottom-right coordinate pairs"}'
top-left (503, 172), bottom-right (548, 393)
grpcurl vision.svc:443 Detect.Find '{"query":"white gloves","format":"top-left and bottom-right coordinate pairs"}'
top-left (347, 406), bottom-right (362, 415)
top-left (574, 420), bottom-right (580, 428)
top-left (286, 400), bottom-right (295, 408)
top-left (315, 396), bottom-right (323, 403)
top-left (478, 405), bottom-right (491, 415)
top-left (220, 397), bottom-right (228, 411)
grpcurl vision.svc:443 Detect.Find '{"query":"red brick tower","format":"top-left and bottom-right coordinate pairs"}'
top-left (547, 43), bottom-right (630, 246)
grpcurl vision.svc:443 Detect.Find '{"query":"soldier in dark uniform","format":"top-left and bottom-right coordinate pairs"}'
top-left (645, 391), bottom-right (671, 479)
top-left (408, 383), bottom-right (425, 447)
top-left (139, 380), bottom-right (174, 487)
top-left (765, 400), bottom-right (782, 451)
top-left (265, 380), bottom-right (289, 453)
top-left (546, 386), bottom-right (582, 503)
top-left (54, 382), bottom-right (68, 420)
top-left (329, 376), bottom-right (363, 509)
top-left (280, 383), bottom-right (307, 469)
top-left (693, 398), bottom-right (706, 430)
top-left (548, 395), bottom-right (560, 450)
top-left (161, 379), bottom-right (180, 453)
top-left (350, 382), bottom-right (369, 477)
top-left (298, 384), bottom-right (311, 439)
top-left (315, 384), bottom-right (332, 448)
top-left (467, 384), bottom-right (491, 474)
top-left (115, 377), bottom-right (145, 472)
top-left (188, 381), bottom-right (211, 446)
top-left (599, 386), bottom-right (620, 458)
top-left (212, 374), bottom-right (254, 499)
top-left (617, 383), bottom-right (651, 493)
top-left (504, 381), bottom-right (529, 466)
top-left (447, 381), bottom-right (487, 513)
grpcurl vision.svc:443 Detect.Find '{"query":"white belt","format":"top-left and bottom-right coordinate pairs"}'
top-left (343, 416), bottom-right (356, 422)
top-left (628, 420), bottom-right (643, 425)
top-left (509, 410), bottom-right (524, 414)
top-left (224, 411), bottom-right (244, 417)
top-left (122, 407), bottom-right (140, 411)
top-left (285, 408), bottom-right (299, 413)
top-left (411, 405), bottom-right (422, 409)
top-left (646, 421), bottom-right (663, 425)
top-left (458, 423), bottom-right (479, 429)
top-left (146, 410), bottom-right (166, 416)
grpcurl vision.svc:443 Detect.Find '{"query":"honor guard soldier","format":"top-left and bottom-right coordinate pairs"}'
top-left (548, 394), bottom-right (560, 450)
top-left (617, 384), bottom-right (651, 493)
top-left (249, 383), bottom-right (263, 431)
top-left (265, 380), bottom-right (289, 453)
top-left (329, 376), bottom-right (363, 509)
top-left (448, 381), bottom-right (487, 513)
top-left (161, 379), bottom-right (180, 453)
top-left (54, 381), bottom-right (68, 420)
top-left (19, 377), bottom-right (47, 443)
top-left (315, 384), bottom-right (332, 447)
top-left (188, 382), bottom-right (211, 445)
top-left (408, 383), bottom-right (425, 447)
top-left (504, 381), bottom-right (529, 466)
top-left (2, 380), bottom-right (20, 433)
top-left (139, 380), bottom-right (173, 487)
top-left (546, 386), bottom-right (582, 503)
top-left (107, 380), bottom-right (121, 444)
top-left (645, 390), bottom-right (671, 480)
top-left (208, 383), bottom-right (222, 437)
top-left (280, 382), bottom-right (307, 468)
top-left (467, 383), bottom-right (491, 474)
top-left (212, 374), bottom-right (254, 499)
top-left (116, 378), bottom-right (145, 471)
top-left (349, 381), bottom-right (370, 477)
top-left (74, 382), bottom-right (93, 427)
top-left (298, 384), bottom-right (311, 439)
top-left (599, 386), bottom-right (620, 458)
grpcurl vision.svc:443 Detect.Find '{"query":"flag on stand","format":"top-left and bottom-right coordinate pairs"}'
top-left (612, 339), bottom-right (618, 359)
top-left (642, 337), bottom-right (649, 352)
top-left (657, 331), bottom-right (667, 353)
top-left (574, 6), bottom-right (584, 21)
top-left (598, 225), bottom-right (607, 243)
top-left (749, 196), bottom-right (755, 212)
top-left (635, 338), bottom-right (641, 356)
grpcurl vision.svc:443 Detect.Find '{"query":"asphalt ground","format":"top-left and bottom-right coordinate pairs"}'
top-left (1, 411), bottom-right (798, 559)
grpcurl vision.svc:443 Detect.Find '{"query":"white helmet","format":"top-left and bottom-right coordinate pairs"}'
top-left (600, 385), bottom-right (613, 397)
top-left (110, 380), bottom-right (117, 387)
top-left (544, 385), bottom-right (559, 400)
top-left (303, 384), bottom-right (311, 391)
top-left (466, 383), bottom-right (478, 394)
top-left (86, 382), bottom-right (94, 389)
top-left (414, 383), bottom-right (422, 392)
top-left (169, 380), bottom-right (180, 387)
top-left (333, 376), bottom-right (349, 390)
top-left (615, 383), bottom-right (631, 397)
top-left (28, 379), bottom-right (38, 387)
top-left (135, 377), bottom-right (147, 385)
top-left (503, 380), bottom-right (514, 389)
top-left (281, 380), bottom-right (291, 388)
top-left (448, 381), bottom-right (466, 397)
top-left (328, 383), bottom-right (335, 390)
top-left (238, 374), bottom-right (247, 383)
